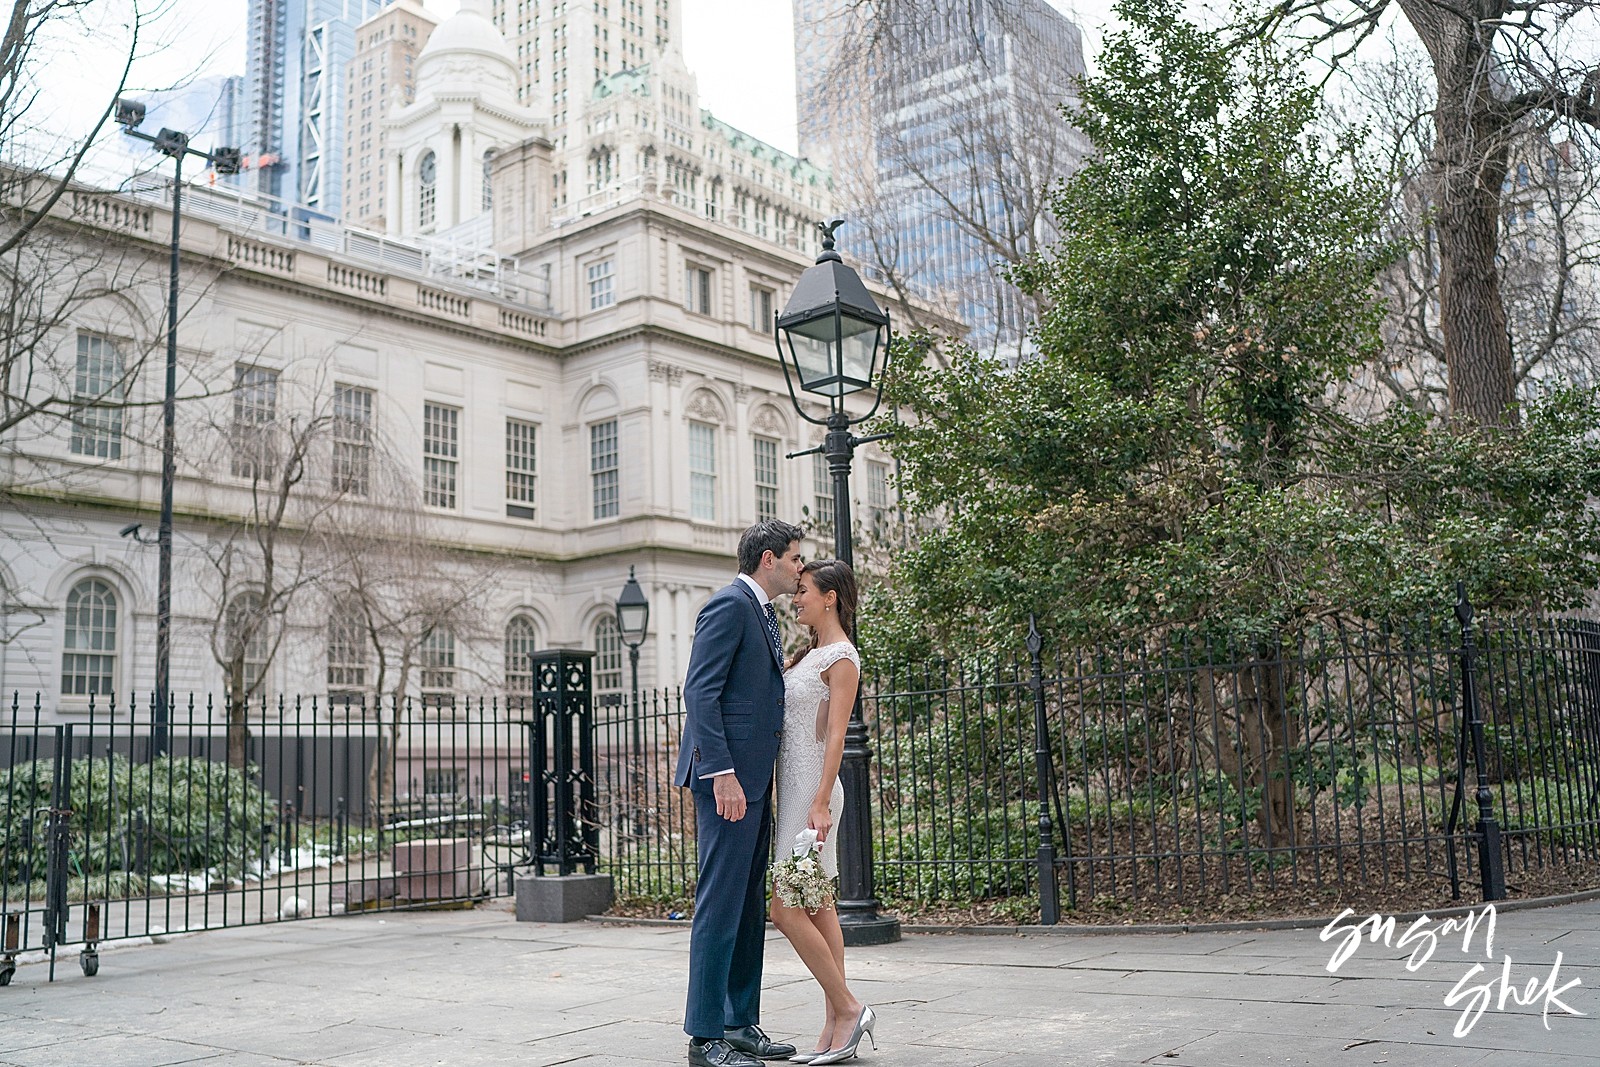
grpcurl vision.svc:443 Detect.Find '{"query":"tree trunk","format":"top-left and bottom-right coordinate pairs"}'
top-left (1434, 104), bottom-right (1516, 427)
top-left (1239, 655), bottom-right (1298, 848)
top-left (1399, 0), bottom-right (1518, 428)
top-left (226, 661), bottom-right (249, 771)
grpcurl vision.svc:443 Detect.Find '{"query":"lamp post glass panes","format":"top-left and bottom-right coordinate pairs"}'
top-left (114, 98), bottom-right (241, 757)
top-left (773, 219), bottom-right (900, 945)
top-left (615, 567), bottom-right (650, 838)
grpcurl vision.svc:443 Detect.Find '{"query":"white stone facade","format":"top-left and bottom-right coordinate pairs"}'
top-left (0, 163), bottom-right (898, 723)
top-left (1, 1), bottom-right (921, 723)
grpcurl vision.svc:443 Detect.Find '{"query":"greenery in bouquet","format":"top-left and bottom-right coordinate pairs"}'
top-left (772, 846), bottom-right (836, 912)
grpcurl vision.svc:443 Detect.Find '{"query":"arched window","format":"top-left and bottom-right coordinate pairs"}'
top-left (61, 578), bottom-right (117, 696)
top-left (505, 615), bottom-right (538, 696)
top-left (594, 616), bottom-right (623, 695)
top-left (420, 627), bottom-right (456, 698)
top-left (326, 597), bottom-right (369, 697)
top-left (418, 150), bottom-right (437, 229)
top-left (224, 592), bottom-right (271, 693)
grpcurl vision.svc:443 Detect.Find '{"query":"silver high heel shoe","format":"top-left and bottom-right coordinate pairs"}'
top-left (789, 1055), bottom-right (821, 1064)
top-left (810, 1006), bottom-right (876, 1065)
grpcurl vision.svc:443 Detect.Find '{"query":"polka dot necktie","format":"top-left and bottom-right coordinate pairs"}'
top-left (763, 603), bottom-right (782, 660)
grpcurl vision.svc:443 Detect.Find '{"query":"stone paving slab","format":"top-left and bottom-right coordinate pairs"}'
top-left (0, 898), bottom-right (1595, 1066)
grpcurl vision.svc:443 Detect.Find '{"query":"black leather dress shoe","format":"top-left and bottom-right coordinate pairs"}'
top-left (690, 1038), bottom-right (764, 1067)
top-left (724, 1025), bottom-right (798, 1060)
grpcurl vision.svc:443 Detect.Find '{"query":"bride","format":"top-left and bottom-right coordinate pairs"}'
top-left (771, 559), bottom-right (876, 1065)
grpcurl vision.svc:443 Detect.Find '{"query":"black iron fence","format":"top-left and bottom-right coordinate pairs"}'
top-left (0, 650), bottom-right (600, 984)
top-left (871, 598), bottom-right (1600, 919)
top-left (590, 597), bottom-right (1600, 922)
top-left (8, 602), bottom-right (1600, 982)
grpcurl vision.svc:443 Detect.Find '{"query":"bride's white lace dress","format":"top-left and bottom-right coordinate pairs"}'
top-left (775, 641), bottom-right (860, 879)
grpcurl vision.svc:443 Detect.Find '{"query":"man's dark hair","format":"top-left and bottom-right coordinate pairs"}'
top-left (737, 520), bottom-right (806, 575)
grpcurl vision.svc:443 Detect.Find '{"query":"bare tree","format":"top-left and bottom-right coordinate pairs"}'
top-left (310, 464), bottom-right (506, 810)
top-left (1256, 0), bottom-right (1600, 427)
top-left (0, 1), bottom-right (230, 635)
top-left (1338, 39), bottom-right (1600, 416)
top-left (0, 1), bottom-right (187, 444)
top-left (199, 361), bottom-right (377, 769)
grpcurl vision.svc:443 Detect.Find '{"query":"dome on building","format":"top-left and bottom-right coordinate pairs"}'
top-left (418, 0), bottom-right (515, 65)
top-left (416, 0), bottom-right (518, 97)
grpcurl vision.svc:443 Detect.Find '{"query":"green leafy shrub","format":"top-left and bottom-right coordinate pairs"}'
top-left (1, 755), bottom-right (276, 884)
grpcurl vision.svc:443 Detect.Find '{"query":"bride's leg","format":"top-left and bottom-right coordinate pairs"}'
top-left (807, 907), bottom-right (865, 1049)
top-left (771, 900), bottom-right (858, 1047)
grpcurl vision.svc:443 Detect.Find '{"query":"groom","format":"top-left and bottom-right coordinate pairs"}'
top-left (675, 519), bottom-right (807, 1067)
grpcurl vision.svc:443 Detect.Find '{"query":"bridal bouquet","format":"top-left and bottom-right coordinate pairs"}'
top-left (772, 827), bottom-right (836, 912)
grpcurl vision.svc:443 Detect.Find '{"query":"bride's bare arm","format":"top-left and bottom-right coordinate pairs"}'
top-left (809, 656), bottom-right (860, 842)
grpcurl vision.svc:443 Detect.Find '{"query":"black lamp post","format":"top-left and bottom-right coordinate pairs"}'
top-left (615, 567), bottom-right (651, 836)
top-left (774, 219), bottom-right (900, 946)
top-left (115, 98), bottom-right (241, 756)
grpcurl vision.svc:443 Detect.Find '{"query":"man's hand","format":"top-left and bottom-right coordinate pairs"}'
top-left (713, 773), bottom-right (747, 822)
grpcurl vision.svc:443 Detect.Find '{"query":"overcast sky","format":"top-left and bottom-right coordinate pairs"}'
top-left (48, 0), bottom-right (1119, 167)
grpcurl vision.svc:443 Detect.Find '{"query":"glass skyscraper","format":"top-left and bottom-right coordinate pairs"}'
top-left (794, 0), bottom-right (1088, 355)
top-left (244, 0), bottom-right (390, 216)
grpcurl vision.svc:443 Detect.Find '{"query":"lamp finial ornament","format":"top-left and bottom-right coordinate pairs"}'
top-left (816, 218), bottom-right (845, 263)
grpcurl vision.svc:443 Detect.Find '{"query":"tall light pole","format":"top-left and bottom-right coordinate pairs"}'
top-left (774, 219), bottom-right (900, 946)
top-left (615, 567), bottom-right (651, 837)
top-left (115, 98), bottom-right (241, 755)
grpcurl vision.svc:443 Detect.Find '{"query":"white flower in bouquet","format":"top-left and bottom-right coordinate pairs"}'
top-left (773, 828), bottom-right (836, 912)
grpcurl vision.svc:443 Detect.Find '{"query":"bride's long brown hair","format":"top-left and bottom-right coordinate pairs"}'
top-left (785, 559), bottom-right (858, 669)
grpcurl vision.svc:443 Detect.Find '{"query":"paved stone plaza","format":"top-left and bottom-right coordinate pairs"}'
top-left (0, 898), bottom-right (1594, 1066)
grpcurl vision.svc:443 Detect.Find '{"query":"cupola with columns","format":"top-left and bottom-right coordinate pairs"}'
top-left (383, 0), bottom-right (544, 237)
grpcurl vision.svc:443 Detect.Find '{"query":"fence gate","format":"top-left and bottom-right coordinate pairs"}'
top-left (2, 692), bottom-right (549, 985)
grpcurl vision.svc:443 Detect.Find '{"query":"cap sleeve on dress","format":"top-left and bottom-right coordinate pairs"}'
top-left (816, 643), bottom-right (861, 675)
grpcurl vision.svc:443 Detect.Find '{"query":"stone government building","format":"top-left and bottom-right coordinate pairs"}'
top-left (0, 2), bottom-right (908, 720)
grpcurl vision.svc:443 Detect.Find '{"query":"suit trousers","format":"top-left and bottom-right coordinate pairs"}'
top-left (684, 785), bottom-right (773, 1039)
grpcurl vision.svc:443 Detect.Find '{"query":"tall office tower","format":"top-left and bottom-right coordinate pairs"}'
top-left (217, 76), bottom-right (248, 150)
top-left (343, 0), bottom-right (438, 232)
top-left (244, 0), bottom-right (391, 217)
top-left (213, 75), bottom-right (249, 189)
top-left (489, 0), bottom-right (676, 148)
top-left (794, 0), bottom-right (1088, 355)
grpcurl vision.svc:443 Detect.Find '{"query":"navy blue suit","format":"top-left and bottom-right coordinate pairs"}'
top-left (675, 579), bottom-right (786, 1039)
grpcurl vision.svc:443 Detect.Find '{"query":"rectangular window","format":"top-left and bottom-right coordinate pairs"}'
top-left (506, 418), bottom-right (538, 519)
top-left (326, 601), bottom-right (368, 693)
top-left (749, 285), bottom-right (773, 331)
top-left (231, 365), bottom-right (280, 480)
top-left (423, 402), bottom-right (460, 509)
top-left (590, 418), bottom-right (619, 519)
top-left (867, 460), bottom-right (891, 528)
top-left (689, 421), bottom-right (716, 522)
top-left (70, 333), bottom-right (125, 459)
top-left (587, 258), bottom-right (615, 309)
top-left (423, 768), bottom-right (461, 795)
top-left (812, 451), bottom-right (834, 530)
top-left (684, 265), bottom-right (711, 314)
top-left (753, 436), bottom-right (779, 522)
top-left (419, 628), bottom-right (456, 696)
top-left (332, 385), bottom-right (374, 497)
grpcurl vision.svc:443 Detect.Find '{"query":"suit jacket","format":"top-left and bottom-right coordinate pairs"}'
top-left (672, 579), bottom-right (786, 799)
